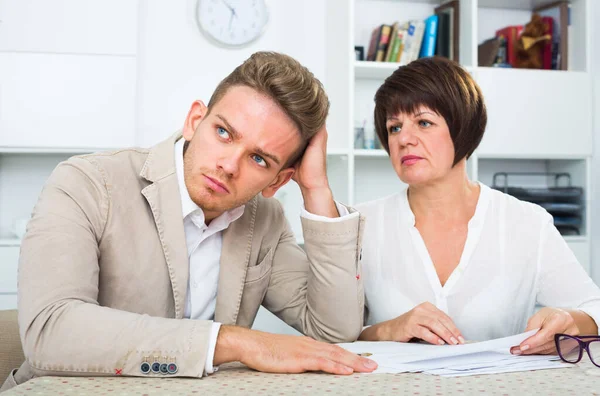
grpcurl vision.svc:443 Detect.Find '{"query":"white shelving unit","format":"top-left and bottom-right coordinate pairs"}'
top-left (279, 0), bottom-right (594, 274)
top-left (0, 0), bottom-right (140, 309)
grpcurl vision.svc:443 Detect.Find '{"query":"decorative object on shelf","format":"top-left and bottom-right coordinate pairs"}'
top-left (515, 14), bottom-right (552, 69)
top-left (354, 46), bottom-right (365, 61)
top-left (354, 120), bottom-right (366, 149)
top-left (195, 0), bottom-right (269, 48)
top-left (492, 172), bottom-right (584, 236)
top-left (478, 36), bottom-right (502, 67)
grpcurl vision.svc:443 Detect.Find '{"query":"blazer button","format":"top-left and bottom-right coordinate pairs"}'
top-left (151, 362), bottom-right (161, 374)
top-left (140, 362), bottom-right (151, 374)
top-left (160, 363), bottom-right (169, 374)
top-left (167, 363), bottom-right (178, 374)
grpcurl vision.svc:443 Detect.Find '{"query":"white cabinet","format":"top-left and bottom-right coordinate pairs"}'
top-left (0, 52), bottom-right (136, 148)
top-left (476, 68), bottom-right (593, 158)
top-left (0, 0), bottom-right (138, 55)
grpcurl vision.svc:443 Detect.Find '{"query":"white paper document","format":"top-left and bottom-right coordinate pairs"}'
top-left (338, 329), bottom-right (572, 376)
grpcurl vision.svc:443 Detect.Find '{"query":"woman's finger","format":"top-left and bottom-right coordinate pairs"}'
top-left (422, 304), bottom-right (465, 344)
top-left (414, 325), bottom-right (446, 345)
top-left (422, 317), bottom-right (460, 345)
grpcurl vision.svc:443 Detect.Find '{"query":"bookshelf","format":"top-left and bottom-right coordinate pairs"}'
top-left (279, 0), bottom-right (594, 274)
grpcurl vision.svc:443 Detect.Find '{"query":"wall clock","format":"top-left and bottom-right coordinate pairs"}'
top-left (196, 0), bottom-right (269, 48)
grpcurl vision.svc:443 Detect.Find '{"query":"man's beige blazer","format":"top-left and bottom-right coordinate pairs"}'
top-left (2, 133), bottom-right (365, 391)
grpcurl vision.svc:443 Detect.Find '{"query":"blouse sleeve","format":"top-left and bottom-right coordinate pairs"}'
top-left (536, 214), bottom-right (600, 334)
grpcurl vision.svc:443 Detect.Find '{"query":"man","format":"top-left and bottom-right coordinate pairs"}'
top-left (1, 51), bottom-right (376, 391)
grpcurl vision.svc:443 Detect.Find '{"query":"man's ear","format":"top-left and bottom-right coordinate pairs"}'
top-left (261, 167), bottom-right (295, 198)
top-left (182, 100), bottom-right (208, 141)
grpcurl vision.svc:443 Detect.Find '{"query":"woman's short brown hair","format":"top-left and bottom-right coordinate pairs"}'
top-left (374, 56), bottom-right (486, 165)
top-left (208, 51), bottom-right (330, 168)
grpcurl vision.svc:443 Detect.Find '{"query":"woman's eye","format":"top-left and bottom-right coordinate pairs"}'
top-left (251, 154), bottom-right (267, 168)
top-left (419, 120), bottom-right (432, 127)
top-left (389, 125), bottom-right (401, 134)
top-left (217, 127), bottom-right (230, 139)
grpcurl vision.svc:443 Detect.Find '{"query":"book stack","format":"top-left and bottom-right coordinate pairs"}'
top-left (364, 1), bottom-right (458, 65)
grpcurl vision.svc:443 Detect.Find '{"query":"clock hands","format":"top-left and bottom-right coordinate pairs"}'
top-left (221, 0), bottom-right (237, 31)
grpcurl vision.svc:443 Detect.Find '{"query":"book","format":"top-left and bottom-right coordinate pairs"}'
top-left (495, 25), bottom-right (523, 66)
top-left (420, 15), bottom-right (439, 58)
top-left (385, 22), bottom-right (400, 62)
top-left (389, 29), bottom-right (406, 63)
top-left (435, 12), bottom-right (451, 58)
top-left (398, 21), bottom-right (418, 65)
top-left (366, 25), bottom-right (383, 61)
top-left (409, 20), bottom-right (426, 63)
top-left (375, 24), bottom-right (392, 62)
top-left (434, 0), bottom-right (459, 61)
top-left (540, 16), bottom-right (554, 69)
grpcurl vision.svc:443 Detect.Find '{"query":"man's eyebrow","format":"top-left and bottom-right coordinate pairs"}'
top-left (216, 114), bottom-right (242, 139)
top-left (216, 114), bottom-right (281, 165)
top-left (255, 147), bottom-right (281, 166)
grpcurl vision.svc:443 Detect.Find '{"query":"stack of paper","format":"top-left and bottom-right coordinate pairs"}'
top-left (339, 330), bottom-right (572, 377)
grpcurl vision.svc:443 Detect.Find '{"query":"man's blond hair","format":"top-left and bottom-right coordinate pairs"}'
top-left (208, 51), bottom-right (330, 168)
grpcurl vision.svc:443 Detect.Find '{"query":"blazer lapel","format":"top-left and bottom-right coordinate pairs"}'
top-left (214, 196), bottom-right (258, 325)
top-left (140, 132), bottom-right (189, 319)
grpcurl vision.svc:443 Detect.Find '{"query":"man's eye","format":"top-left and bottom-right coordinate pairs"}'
top-left (217, 127), bottom-right (230, 139)
top-left (252, 154), bottom-right (267, 167)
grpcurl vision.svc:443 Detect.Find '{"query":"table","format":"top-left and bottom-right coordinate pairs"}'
top-left (3, 359), bottom-right (600, 395)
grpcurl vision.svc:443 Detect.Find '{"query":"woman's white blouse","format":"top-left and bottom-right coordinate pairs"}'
top-left (356, 183), bottom-right (600, 341)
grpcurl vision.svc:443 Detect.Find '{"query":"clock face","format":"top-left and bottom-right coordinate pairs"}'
top-left (196, 0), bottom-right (269, 47)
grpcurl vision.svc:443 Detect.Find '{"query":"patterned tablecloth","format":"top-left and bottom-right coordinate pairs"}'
top-left (4, 359), bottom-right (600, 395)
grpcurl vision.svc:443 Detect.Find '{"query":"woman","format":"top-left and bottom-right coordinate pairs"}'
top-left (357, 57), bottom-right (600, 355)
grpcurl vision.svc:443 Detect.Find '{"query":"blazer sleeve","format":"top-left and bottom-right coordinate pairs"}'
top-left (18, 157), bottom-right (212, 379)
top-left (261, 202), bottom-right (365, 343)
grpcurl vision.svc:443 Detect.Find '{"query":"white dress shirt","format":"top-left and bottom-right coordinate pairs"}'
top-left (174, 138), bottom-right (355, 374)
top-left (356, 182), bottom-right (600, 341)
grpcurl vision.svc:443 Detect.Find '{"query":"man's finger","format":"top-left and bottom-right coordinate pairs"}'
top-left (326, 345), bottom-right (377, 373)
top-left (311, 356), bottom-right (354, 375)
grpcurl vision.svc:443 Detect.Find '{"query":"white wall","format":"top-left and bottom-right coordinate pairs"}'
top-left (136, 0), bottom-right (326, 147)
top-left (591, 0), bottom-right (600, 285)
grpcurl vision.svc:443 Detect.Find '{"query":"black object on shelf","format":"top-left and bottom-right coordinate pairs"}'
top-left (492, 172), bottom-right (584, 235)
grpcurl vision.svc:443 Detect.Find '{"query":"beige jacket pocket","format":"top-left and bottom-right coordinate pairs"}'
top-left (245, 248), bottom-right (274, 283)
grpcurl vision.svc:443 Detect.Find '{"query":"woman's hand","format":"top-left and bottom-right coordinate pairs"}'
top-left (511, 307), bottom-right (580, 355)
top-left (359, 302), bottom-right (465, 345)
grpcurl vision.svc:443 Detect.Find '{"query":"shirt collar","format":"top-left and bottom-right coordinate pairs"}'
top-left (174, 138), bottom-right (245, 227)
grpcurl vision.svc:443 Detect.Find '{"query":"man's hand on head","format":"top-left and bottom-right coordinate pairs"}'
top-left (291, 127), bottom-right (339, 217)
